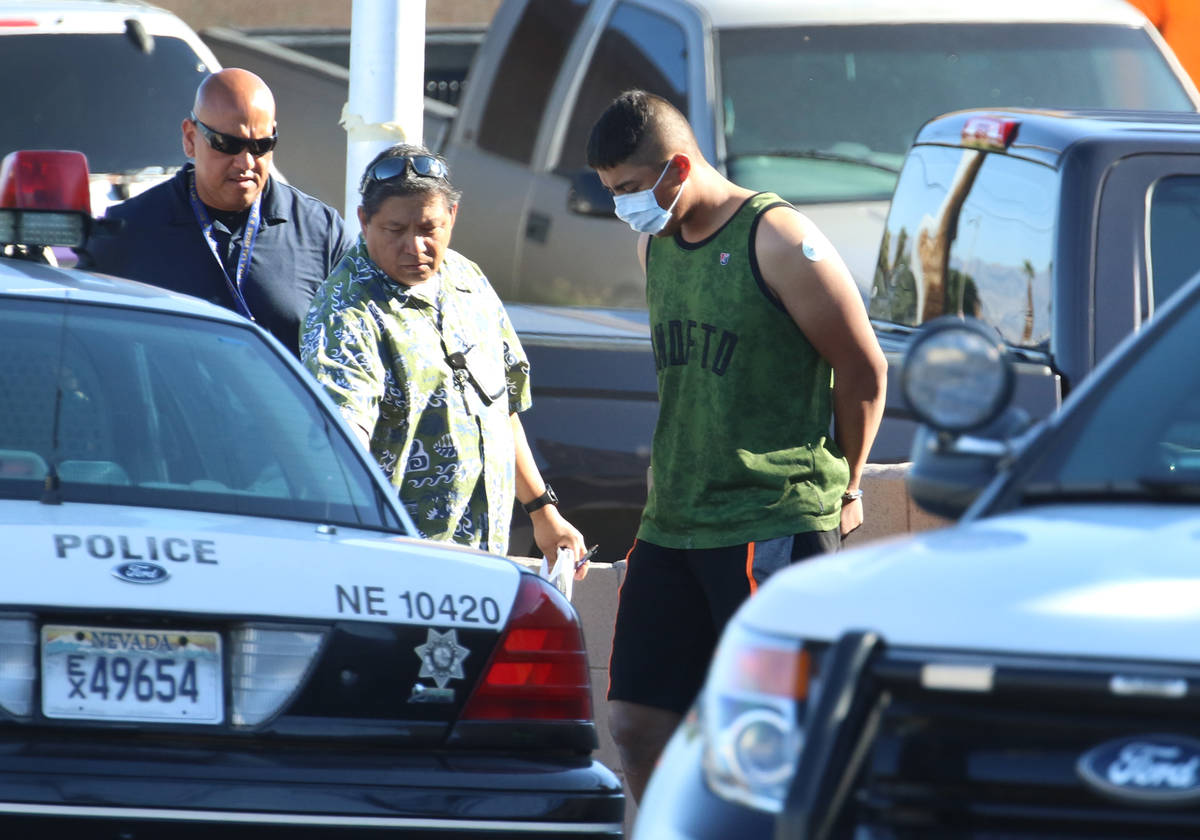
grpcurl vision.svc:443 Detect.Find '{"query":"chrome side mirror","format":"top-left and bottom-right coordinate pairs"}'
top-left (901, 315), bottom-right (1014, 433)
top-left (902, 317), bottom-right (1024, 519)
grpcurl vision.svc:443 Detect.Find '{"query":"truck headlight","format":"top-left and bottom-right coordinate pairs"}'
top-left (699, 623), bottom-right (820, 812)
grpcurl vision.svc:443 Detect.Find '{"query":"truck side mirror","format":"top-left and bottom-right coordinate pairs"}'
top-left (566, 170), bottom-right (615, 217)
top-left (900, 316), bottom-right (1031, 518)
top-left (905, 406), bottom-right (1032, 519)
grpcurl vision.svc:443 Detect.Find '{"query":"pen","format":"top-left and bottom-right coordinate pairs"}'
top-left (576, 544), bottom-right (599, 570)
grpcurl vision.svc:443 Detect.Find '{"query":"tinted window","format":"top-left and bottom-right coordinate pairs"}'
top-left (557, 2), bottom-right (688, 172)
top-left (718, 23), bottom-right (1193, 205)
top-left (0, 300), bottom-right (401, 531)
top-left (1148, 175), bottom-right (1200, 309)
top-left (0, 34), bottom-right (209, 174)
top-left (1023, 279), bottom-right (1200, 493)
top-left (872, 145), bottom-right (1056, 349)
top-left (477, 0), bottom-right (588, 163)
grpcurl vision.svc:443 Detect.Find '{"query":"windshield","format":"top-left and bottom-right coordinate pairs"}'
top-left (717, 23), bottom-right (1194, 204)
top-left (1020, 281), bottom-right (1200, 500)
top-left (0, 298), bottom-right (402, 531)
top-left (0, 33), bottom-right (209, 174)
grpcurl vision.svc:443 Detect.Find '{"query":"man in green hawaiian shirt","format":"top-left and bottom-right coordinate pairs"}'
top-left (301, 144), bottom-right (587, 565)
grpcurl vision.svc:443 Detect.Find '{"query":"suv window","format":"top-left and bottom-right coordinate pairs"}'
top-left (718, 23), bottom-right (1193, 206)
top-left (557, 1), bottom-right (689, 172)
top-left (1, 34), bottom-right (209, 175)
top-left (1148, 175), bottom-right (1200, 310)
top-left (871, 145), bottom-right (1056, 349)
top-left (477, 0), bottom-right (588, 164)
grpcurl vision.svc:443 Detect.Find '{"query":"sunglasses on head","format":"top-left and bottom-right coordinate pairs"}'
top-left (361, 154), bottom-right (449, 190)
top-left (190, 114), bottom-right (278, 157)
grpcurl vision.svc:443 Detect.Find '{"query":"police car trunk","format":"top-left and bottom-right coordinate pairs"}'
top-left (0, 149), bottom-right (622, 837)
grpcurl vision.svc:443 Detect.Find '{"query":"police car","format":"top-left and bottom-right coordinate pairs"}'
top-left (0, 150), bottom-right (623, 837)
top-left (634, 260), bottom-right (1200, 835)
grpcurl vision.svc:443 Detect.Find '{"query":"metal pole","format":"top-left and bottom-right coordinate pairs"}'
top-left (343, 0), bottom-right (426, 237)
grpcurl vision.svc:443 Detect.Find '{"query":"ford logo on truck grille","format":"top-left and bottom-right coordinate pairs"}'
top-left (1078, 735), bottom-right (1200, 805)
top-left (112, 562), bottom-right (170, 584)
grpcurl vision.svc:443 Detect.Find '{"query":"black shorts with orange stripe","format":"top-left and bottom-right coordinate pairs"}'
top-left (607, 530), bottom-right (840, 715)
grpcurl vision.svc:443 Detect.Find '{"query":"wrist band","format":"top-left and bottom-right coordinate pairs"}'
top-left (842, 488), bottom-right (863, 502)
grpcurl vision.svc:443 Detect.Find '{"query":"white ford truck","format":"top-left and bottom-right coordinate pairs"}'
top-left (441, 0), bottom-right (1199, 305)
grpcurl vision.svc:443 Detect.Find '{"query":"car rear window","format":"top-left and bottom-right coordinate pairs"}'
top-left (0, 299), bottom-right (402, 531)
top-left (0, 33), bottom-right (209, 174)
top-left (870, 144), bottom-right (1056, 349)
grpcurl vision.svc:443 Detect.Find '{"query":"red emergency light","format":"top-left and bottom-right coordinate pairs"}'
top-left (0, 150), bottom-right (91, 212)
top-left (0, 150), bottom-right (93, 248)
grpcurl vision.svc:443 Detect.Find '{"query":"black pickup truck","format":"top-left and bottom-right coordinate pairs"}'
top-left (869, 107), bottom-right (1200, 466)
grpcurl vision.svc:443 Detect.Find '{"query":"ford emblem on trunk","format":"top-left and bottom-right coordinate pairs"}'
top-left (1078, 734), bottom-right (1200, 805)
top-left (112, 562), bottom-right (170, 584)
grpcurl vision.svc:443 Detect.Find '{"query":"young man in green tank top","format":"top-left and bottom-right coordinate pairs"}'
top-left (586, 90), bottom-right (888, 804)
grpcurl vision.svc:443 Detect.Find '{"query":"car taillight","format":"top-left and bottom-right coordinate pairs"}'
top-left (0, 149), bottom-right (92, 247)
top-left (0, 616), bottom-right (36, 719)
top-left (461, 574), bottom-right (592, 721)
top-left (229, 625), bottom-right (325, 726)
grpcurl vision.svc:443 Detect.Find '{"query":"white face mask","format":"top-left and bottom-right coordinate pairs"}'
top-left (612, 159), bottom-right (686, 235)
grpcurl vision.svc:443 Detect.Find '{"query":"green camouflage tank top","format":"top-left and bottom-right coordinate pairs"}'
top-left (637, 192), bottom-right (848, 548)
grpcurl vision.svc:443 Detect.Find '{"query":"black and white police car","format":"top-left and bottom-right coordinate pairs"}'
top-left (633, 245), bottom-right (1200, 834)
top-left (0, 150), bottom-right (623, 837)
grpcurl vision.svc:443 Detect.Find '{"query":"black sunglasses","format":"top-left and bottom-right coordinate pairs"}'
top-left (190, 113), bottom-right (278, 157)
top-left (360, 154), bottom-right (449, 190)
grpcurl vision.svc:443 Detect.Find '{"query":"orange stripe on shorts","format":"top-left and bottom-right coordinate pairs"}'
top-left (744, 541), bottom-right (757, 595)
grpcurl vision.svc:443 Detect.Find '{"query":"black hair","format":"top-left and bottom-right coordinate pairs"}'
top-left (585, 89), bottom-right (696, 170)
top-left (359, 143), bottom-right (462, 220)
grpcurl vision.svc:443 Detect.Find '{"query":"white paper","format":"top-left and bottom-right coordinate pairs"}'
top-left (538, 546), bottom-right (575, 601)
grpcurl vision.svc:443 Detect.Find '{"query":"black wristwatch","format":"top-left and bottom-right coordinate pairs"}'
top-left (522, 484), bottom-right (559, 514)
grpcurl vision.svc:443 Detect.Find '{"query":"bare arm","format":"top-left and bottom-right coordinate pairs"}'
top-left (511, 413), bottom-right (589, 576)
top-left (757, 208), bottom-right (888, 535)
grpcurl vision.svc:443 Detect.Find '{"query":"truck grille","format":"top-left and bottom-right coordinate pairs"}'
top-left (782, 633), bottom-right (1200, 839)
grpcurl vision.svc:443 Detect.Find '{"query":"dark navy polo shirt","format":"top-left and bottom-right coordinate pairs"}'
top-left (80, 164), bottom-right (353, 357)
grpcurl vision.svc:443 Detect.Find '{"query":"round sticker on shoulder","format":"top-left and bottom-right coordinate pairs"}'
top-left (801, 233), bottom-right (832, 262)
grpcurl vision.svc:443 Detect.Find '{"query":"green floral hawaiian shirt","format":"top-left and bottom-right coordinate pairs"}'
top-left (301, 239), bottom-right (531, 554)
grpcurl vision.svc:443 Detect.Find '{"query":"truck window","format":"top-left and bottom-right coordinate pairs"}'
top-left (556, 2), bottom-right (688, 172)
top-left (1148, 176), bottom-right (1200, 310)
top-left (717, 23), bottom-right (1193, 207)
top-left (477, 0), bottom-right (588, 164)
top-left (871, 145), bottom-right (1056, 350)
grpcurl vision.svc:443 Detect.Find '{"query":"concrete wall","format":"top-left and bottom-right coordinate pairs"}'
top-left (518, 462), bottom-right (949, 833)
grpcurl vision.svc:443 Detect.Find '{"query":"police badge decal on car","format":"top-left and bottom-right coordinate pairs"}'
top-left (411, 628), bottom-right (470, 703)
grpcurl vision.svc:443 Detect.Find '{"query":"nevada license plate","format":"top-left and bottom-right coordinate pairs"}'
top-left (41, 625), bottom-right (223, 724)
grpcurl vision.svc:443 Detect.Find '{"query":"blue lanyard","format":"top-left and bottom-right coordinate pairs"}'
top-left (187, 171), bottom-right (262, 321)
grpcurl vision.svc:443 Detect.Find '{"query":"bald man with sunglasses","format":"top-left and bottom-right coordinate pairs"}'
top-left (81, 68), bottom-right (352, 357)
